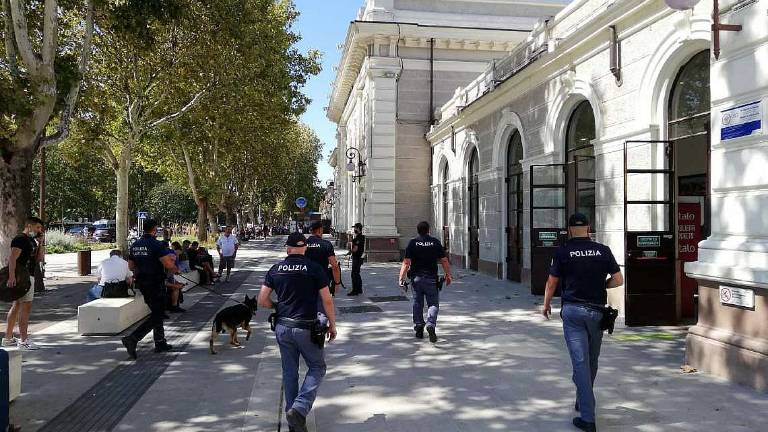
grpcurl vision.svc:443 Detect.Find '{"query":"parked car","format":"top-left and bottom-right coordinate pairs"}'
top-left (66, 225), bottom-right (86, 236)
top-left (92, 226), bottom-right (116, 242)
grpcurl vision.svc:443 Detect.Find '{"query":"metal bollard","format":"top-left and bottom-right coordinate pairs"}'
top-left (77, 250), bottom-right (92, 276)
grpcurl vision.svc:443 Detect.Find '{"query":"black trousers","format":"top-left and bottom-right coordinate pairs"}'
top-left (129, 280), bottom-right (166, 346)
top-left (351, 256), bottom-right (363, 294)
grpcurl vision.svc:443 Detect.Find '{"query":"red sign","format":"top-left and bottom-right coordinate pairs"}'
top-left (678, 203), bottom-right (701, 262)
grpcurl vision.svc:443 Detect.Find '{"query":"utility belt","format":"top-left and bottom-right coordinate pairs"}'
top-left (269, 314), bottom-right (329, 349)
top-left (563, 302), bottom-right (619, 335)
top-left (410, 274), bottom-right (446, 292)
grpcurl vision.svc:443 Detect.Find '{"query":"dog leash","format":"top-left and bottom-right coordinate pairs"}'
top-left (176, 273), bottom-right (248, 306)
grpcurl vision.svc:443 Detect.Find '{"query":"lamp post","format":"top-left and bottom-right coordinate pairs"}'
top-left (345, 147), bottom-right (366, 183)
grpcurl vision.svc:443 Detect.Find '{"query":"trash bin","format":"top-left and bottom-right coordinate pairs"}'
top-left (77, 250), bottom-right (91, 276)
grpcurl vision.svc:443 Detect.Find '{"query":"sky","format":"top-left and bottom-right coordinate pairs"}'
top-left (293, 0), bottom-right (362, 183)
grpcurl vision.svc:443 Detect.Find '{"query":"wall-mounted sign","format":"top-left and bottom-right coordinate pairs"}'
top-left (719, 285), bottom-right (755, 309)
top-left (637, 235), bottom-right (660, 248)
top-left (721, 100), bottom-right (762, 141)
top-left (678, 203), bottom-right (701, 261)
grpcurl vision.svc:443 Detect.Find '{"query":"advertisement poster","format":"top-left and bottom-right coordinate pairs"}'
top-left (678, 203), bottom-right (701, 262)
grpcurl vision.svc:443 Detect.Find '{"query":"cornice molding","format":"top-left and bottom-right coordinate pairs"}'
top-left (327, 20), bottom-right (531, 124)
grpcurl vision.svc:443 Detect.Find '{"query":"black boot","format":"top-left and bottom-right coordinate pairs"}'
top-left (572, 417), bottom-right (597, 432)
top-left (154, 342), bottom-right (174, 353)
top-left (414, 325), bottom-right (424, 339)
top-left (427, 326), bottom-right (437, 343)
top-left (122, 336), bottom-right (138, 360)
top-left (286, 408), bottom-right (307, 432)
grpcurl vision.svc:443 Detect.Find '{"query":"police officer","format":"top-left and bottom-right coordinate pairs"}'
top-left (398, 221), bottom-right (452, 343)
top-left (347, 223), bottom-right (365, 296)
top-left (258, 232), bottom-right (337, 432)
top-left (542, 213), bottom-right (623, 432)
top-left (122, 219), bottom-right (178, 359)
top-left (305, 221), bottom-right (342, 296)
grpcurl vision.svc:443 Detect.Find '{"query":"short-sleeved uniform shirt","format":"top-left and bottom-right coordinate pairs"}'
top-left (549, 237), bottom-right (620, 305)
top-left (129, 234), bottom-right (173, 284)
top-left (264, 255), bottom-right (329, 321)
top-left (216, 234), bottom-right (239, 257)
top-left (305, 235), bottom-right (335, 270)
top-left (351, 234), bottom-right (365, 258)
top-left (11, 234), bottom-right (37, 274)
top-left (404, 235), bottom-right (446, 277)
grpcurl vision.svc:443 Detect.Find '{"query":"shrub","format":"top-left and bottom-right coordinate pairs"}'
top-left (45, 229), bottom-right (80, 251)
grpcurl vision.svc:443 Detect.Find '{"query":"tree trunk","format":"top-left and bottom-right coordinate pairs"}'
top-left (0, 149), bottom-right (35, 265)
top-left (115, 146), bottom-right (131, 253)
top-left (207, 208), bottom-right (218, 236)
top-left (196, 197), bottom-right (208, 242)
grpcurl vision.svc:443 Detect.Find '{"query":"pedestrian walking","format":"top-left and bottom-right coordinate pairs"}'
top-left (258, 232), bottom-right (337, 432)
top-left (122, 219), bottom-right (178, 359)
top-left (3, 216), bottom-right (45, 350)
top-left (216, 226), bottom-right (239, 282)
top-left (542, 213), bottom-right (623, 432)
top-left (398, 221), bottom-right (452, 343)
top-left (347, 222), bottom-right (365, 296)
top-left (305, 221), bottom-right (341, 296)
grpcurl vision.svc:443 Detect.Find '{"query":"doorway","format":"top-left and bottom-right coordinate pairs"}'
top-left (506, 131), bottom-right (523, 282)
top-left (669, 50), bottom-right (711, 320)
top-left (468, 149), bottom-right (480, 271)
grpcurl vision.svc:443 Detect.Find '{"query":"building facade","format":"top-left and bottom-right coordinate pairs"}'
top-left (327, 0), bottom-right (569, 260)
top-left (427, 0), bottom-right (768, 391)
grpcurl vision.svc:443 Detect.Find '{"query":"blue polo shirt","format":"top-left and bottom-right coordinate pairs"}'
top-left (128, 234), bottom-right (174, 283)
top-left (549, 237), bottom-right (620, 305)
top-left (264, 254), bottom-right (329, 321)
top-left (404, 235), bottom-right (446, 277)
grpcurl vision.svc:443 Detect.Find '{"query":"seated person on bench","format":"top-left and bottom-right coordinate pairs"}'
top-left (87, 250), bottom-right (134, 302)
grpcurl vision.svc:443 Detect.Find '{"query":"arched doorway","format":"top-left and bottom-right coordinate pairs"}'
top-left (506, 131), bottom-right (523, 282)
top-left (670, 50), bottom-right (710, 320)
top-left (565, 101), bottom-right (596, 230)
top-left (468, 149), bottom-right (480, 271)
top-left (442, 165), bottom-right (450, 253)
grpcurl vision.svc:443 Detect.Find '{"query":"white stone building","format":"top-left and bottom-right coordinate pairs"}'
top-left (327, 0), bottom-right (570, 260)
top-left (427, 0), bottom-right (768, 391)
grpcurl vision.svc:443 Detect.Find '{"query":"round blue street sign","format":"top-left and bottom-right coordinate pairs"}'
top-left (295, 197), bottom-right (307, 209)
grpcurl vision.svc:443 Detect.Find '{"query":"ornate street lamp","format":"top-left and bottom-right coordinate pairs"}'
top-left (345, 147), bottom-right (366, 183)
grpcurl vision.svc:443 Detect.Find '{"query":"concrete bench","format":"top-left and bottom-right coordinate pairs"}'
top-left (78, 294), bottom-right (150, 335)
top-left (7, 349), bottom-right (21, 401)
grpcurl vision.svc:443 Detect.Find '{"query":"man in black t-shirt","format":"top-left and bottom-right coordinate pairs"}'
top-left (399, 221), bottom-right (452, 342)
top-left (4, 216), bottom-right (45, 350)
top-left (305, 221), bottom-right (341, 296)
top-left (347, 222), bottom-right (365, 296)
top-left (122, 219), bottom-right (178, 360)
top-left (258, 232), bottom-right (336, 432)
top-left (542, 213), bottom-right (623, 432)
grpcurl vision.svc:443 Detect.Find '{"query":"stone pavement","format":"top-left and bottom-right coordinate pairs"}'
top-left (5, 238), bottom-right (768, 431)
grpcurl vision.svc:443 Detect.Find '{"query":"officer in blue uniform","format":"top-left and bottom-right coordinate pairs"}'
top-left (542, 213), bottom-right (623, 432)
top-left (258, 232), bottom-right (337, 432)
top-left (122, 219), bottom-right (178, 359)
top-left (305, 221), bottom-right (341, 296)
top-left (399, 221), bottom-right (452, 343)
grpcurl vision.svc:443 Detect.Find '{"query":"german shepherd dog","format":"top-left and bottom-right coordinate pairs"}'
top-left (209, 295), bottom-right (257, 354)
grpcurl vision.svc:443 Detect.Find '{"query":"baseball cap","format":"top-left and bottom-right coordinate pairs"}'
top-left (352, 222), bottom-right (363, 229)
top-left (310, 221), bottom-right (324, 231)
top-left (568, 213), bottom-right (589, 227)
top-left (286, 232), bottom-right (307, 247)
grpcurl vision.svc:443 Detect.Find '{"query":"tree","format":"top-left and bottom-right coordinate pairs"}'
top-left (146, 182), bottom-right (196, 225)
top-left (0, 0), bottom-right (94, 262)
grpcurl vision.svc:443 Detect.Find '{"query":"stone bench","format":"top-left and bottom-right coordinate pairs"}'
top-left (7, 349), bottom-right (21, 402)
top-left (78, 294), bottom-right (150, 336)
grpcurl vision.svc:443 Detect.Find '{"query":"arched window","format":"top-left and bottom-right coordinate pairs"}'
top-left (565, 101), bottom-right (596, 229)
top-left (506, 131), bottom-right (523, 281)
top-left (669, 50), bottom-right (710, 141)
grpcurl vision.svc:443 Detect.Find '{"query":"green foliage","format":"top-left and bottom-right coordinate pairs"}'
top-left (146, 182), bottom-right (197, 224)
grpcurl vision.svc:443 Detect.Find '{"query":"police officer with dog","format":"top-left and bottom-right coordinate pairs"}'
top-left (258, 232), bottom-right (337, 432)
top-left (398, 221), bottom-right (452, 343)
top-left (542, 213), bottom-right (623, 432)
top-left (122, 219), bottom-right (178, 359)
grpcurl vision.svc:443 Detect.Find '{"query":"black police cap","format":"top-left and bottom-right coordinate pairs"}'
top-left (352, 222), bottom-right (363, 229)
top-left (286, 232), bottom-right (307, 247)
top-left (568, 213), bottom-right (590, 227)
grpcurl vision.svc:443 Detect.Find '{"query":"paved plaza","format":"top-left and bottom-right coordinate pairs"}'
top-left (5, 238), bottom-right (767, 431)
